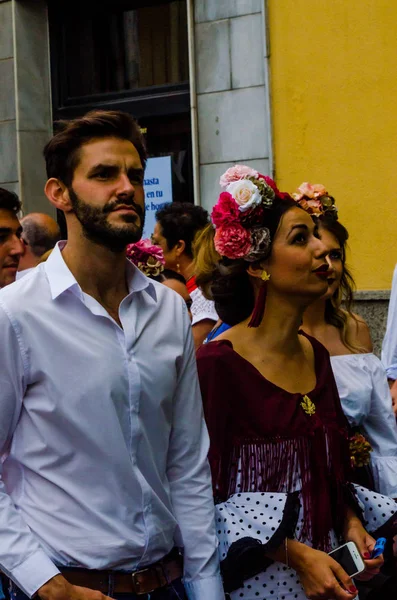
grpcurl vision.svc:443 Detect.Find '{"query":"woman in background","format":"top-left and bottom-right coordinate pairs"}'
top-left (153, 202), bottom-right (217, 347)
top-left (126, 239), bottom-right (192, 317)
top-left (298, 183), bottom-right (397, 499)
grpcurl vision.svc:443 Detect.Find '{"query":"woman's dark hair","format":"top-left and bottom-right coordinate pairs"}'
top-left (318, 213), bottom-right (363, 353)
top-left (155, 202), bottom-right (209, 259)
top-left (195, 196), bottom-right (297, 326)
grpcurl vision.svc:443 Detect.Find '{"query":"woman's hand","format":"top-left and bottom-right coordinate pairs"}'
top-left (285, 540), bottom-right (359, 599)
top-left (344, 510), bottom-right (384, 580)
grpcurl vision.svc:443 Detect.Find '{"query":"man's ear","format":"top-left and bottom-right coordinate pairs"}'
top-left (44, 178), bottom-right (73, 213)
top-left (175, 239), bottom-right (186, 257)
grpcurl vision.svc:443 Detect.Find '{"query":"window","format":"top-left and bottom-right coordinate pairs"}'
top-left (49, 0), bottom-right (190, 118)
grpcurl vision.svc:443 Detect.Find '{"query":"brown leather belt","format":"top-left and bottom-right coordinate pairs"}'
top-left (60, 552), bottom-right (183, 596)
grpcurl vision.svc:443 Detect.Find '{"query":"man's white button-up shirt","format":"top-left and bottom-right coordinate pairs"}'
top-left (0, 242), bottom-right (223, 600)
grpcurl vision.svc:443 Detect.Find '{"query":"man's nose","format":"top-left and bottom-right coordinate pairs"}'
top-left (117, 174), bottom-right (135, 196)
top-left (10, 236), bottom-right (25, 257)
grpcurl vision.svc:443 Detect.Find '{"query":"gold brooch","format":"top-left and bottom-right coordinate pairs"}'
top-left (301, 395), bottom-right (316, 416)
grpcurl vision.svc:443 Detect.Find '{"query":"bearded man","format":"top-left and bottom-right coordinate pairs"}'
top-left (0, 111), bottom-right (223, 600)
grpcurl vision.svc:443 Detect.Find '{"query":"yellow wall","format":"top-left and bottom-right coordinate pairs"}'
top-left (268, 0), bottom-right (397, 290)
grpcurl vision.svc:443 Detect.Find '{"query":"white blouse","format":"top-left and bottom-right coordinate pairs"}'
top-left (382, 262), bottom-right (397, 379)
top-left (190, 286), bottom-right (218, 326)
top-left (331, 353), bottom-right (397, 498)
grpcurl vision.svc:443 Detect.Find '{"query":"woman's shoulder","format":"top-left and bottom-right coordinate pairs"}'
top-left (197, 339), bottom-right (235, 362)
top-left (299, 329), bottom-right (330, 360)
top-left (346, 312), bottom-right (373, 353)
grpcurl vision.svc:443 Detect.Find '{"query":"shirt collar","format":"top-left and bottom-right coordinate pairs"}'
top-left (45, 241), bottom-right (157, 302)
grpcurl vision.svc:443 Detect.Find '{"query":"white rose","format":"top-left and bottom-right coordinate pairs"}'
top-left (226, 179), bottom-right (262, 213)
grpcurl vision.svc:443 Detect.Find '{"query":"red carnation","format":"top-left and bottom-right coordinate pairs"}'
top-left (214, 223), bottom-right (252, 259)
top-left (211, 192), bottom-right (241, 228)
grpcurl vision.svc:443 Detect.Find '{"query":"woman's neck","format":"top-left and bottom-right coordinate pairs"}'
top-left (179, 256), bottom-right (194, 282)
top-left (302, 297), bottom-right (327, 332)
top-left (249, 291), bottom-right (307, 357)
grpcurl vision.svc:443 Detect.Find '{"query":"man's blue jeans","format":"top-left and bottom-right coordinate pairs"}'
top-left (7, 578), bottom-right (188, 600)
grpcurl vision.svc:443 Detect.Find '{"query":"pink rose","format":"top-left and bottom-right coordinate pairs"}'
top-left (126, 238), bottom-right (165, 266)
top-left (311, 184), bottom-right (327, 198)
top-left (306, 199), bottom-right (323, 215)
top-left (214, 223), bottom-right (252, 259)
top-left (219, 165), bottom-right (259, 188)
top-left (297, 182), bottom-right (315, 198)
top-left (293, 197), bottom-right (310, 211)
top-left (211, 192), bottom-right (240, 228)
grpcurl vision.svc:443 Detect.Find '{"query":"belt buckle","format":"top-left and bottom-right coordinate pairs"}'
top-left (131, 565), bottom-right (163, 595)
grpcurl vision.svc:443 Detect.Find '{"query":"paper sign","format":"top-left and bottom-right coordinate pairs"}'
top-left (142, 156), bottom-right (173, 239)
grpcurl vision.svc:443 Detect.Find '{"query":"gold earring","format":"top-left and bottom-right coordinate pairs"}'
top-left (176, 262), bottom-right (180, 273)
top-left (261, 270), bottom-right (270, 282)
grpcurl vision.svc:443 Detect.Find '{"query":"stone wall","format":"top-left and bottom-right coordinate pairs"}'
top-left (0, 0), bottom-right (54, 216)
top-left (0, 0), bottom-right (18, 196)
top-left (194, 0), bottom-right (272, 212)
top-left (353, 291), bottom-right (390, 358)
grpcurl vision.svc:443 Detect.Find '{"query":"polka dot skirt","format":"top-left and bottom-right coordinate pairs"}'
top-left (352, 484), bottom-right (397, 533)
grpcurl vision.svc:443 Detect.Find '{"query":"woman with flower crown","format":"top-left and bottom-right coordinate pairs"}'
top-left (296, 183), bottom-right (397, 500)
top-left (196, 165), bottom-right (393, 600)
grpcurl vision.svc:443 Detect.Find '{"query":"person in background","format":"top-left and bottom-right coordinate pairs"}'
top-left (382, 264), bottom-right (397, 416)
top-left (298, 183), bottom-right (397, 499)
top-left (126, 239), bottom-right (192, 317)
top-left (0, 187), bottom-right (24, 600)
top-left (0, 187), bottom-right (24, 288)
top-left (17, 213), bottom-right (61, 277)
top-left (153, 202), bottom-right (217, 348)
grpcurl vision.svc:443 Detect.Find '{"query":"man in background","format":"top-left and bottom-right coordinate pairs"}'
top-left (0, 187), bottom-right (24, 288)
top-left (18, 213), bottom-right (60, 276)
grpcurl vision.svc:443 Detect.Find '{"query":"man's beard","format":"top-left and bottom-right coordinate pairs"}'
top-left (68, 187), bottom-right (145, 252)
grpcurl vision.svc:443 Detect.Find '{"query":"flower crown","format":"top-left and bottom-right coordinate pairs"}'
top-left (126, 238), bottom-right (165, 278)
top-left (292, 182), bottom-right (338, 217)
top-left (211, 165), bottom-right (291, 261)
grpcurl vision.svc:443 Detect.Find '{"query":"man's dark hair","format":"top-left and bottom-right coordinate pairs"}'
top-left (43, 110), bottom-right (147, 187)
top-left (155, 202), bottom-right (209, 259)
top-left (0, 188), bottom-right (21, 214)
top-left (21, 216), bottom-right (61, 258)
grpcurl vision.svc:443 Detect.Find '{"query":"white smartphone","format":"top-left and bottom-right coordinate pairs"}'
top-left (328, 541), bottom-right (365, 577)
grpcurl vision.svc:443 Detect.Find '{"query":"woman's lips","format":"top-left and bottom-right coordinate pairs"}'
top-left (314, 271), bottom-right (330, 279)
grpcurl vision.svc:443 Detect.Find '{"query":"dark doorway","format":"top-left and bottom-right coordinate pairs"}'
top-left (48, 0), bottom-right (193, 237)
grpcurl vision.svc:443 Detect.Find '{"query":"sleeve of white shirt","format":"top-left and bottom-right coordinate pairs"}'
top-left (382, 264), bottom-right (397, 379)
top-left (166, 302), bottom-right (224, 600)
top-left (368, 363), bottom-right (397, 497)
top-left (0, 303), bottom-right (60, 597)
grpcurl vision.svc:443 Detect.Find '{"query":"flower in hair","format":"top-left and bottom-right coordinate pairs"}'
top-left (219, 165), bottom-right (258, 188)
top-left (126, 238), bottom-right (165, 277)
top-left (211, 192), bottom-right (240, 228)
top-left (226, 179), bottom-right (262, 213)
top-left (211, 165), bottom-right (290, 261)
top-left (214, 223), bottom-right (252, 259)
top-left (292, 182), bottom-right (337, 217)
top-left (245, 227), bottom-right (271, 262)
